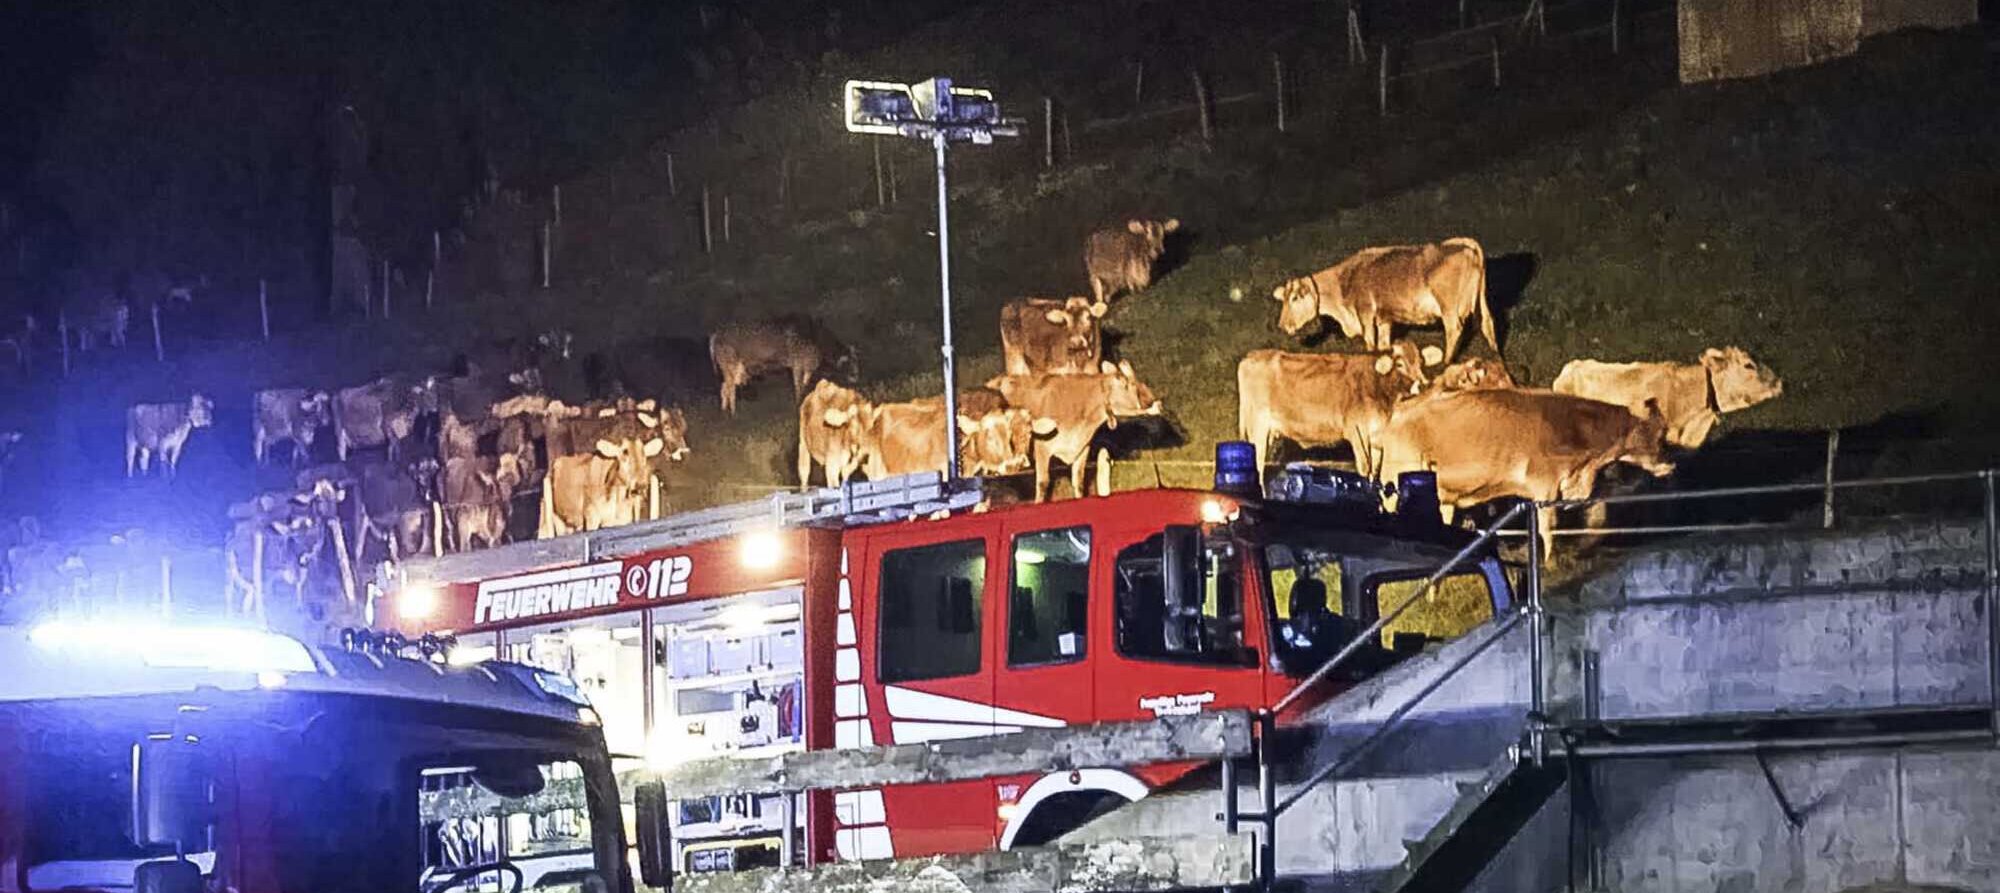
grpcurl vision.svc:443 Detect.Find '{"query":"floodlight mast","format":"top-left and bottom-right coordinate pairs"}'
top-left (844, 77), bottom-right (1021, 481)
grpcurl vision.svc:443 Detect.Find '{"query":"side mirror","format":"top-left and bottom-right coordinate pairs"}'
top-left (1160, 525), bottom-right (1202, 651)
top-left (132, 737), bottom-right (213, 853)
top-left (633, 781), bottom-right (675, 889)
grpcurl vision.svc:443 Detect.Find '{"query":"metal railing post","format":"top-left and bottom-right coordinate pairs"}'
top-left (1984, 470), bottom-right (1998, 737)
top-left (1257, 710), bottom-right (1277, 887)
top-left (1221, 751), bottom-right (1239, 835)
top-left (1527, 503), bottom-right (1548, 765)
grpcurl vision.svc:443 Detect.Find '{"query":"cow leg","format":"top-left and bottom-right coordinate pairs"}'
top-left (336, 428), bottom-right (350, 462)
top-left (253, 433), bottom-right (266, 466)
top-left (1095, 448), bottom-right (1113, 497)
top-left (1032, 445), bottom-right (1053, 503)
top-left (1441, 314), bottom-right (1464, 365)
top-left (1090, 277), bottom-right (1108, 307)
top-left (125, 437), bottom-right (139, 478)
top-left (797, 432), bottom-right (815, 490)
top-left (1067, 449), bottom-right (1090, 500)
top-left (793, 366), bottom-right (809, 398)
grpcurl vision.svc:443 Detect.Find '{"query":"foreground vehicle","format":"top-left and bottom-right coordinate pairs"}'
top-left (0, 621), bottom-right (628, 893)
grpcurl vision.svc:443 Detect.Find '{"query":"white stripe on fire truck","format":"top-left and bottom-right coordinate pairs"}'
top-left (882, 686), bottom-right (1066, 730)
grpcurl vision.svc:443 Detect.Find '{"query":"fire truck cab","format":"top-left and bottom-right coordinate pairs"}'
top-left (383, 466), bottom-right (1512, 877)
top-left (0, 621), bottom-right (629, 893)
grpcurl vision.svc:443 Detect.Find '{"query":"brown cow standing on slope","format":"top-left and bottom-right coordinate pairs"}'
top-left (1552, 346), bottom-right (1783, 448)
top-left (1272, 237), bottom-right (1496, 363)
top-left (539, 431), bottom-right (665, 538)
top-left (989, 361), bottom-right (1164, 502)
top-left (1373, 389), bottom-right (1675, 547)
top-left (126, 394), bottom-right (214, 478)
top-left (253, 388), bottom-right (332, 467)
top-left (798, 380), bottom-right (875, 487)
top-left (999, 297), bottom-right (1106, 375)
top-left (710, 319), bottom-right (856, 415)
top-left (844, 390), bottom-right (1053, 482)
top-left (1086, 219), bottom-right (1179, 305)
top-left (1237, 342), bottom-right (1441, 480)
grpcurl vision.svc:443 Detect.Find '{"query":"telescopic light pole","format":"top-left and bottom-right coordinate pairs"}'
top-left (931, 129), bottom-right (960, 480)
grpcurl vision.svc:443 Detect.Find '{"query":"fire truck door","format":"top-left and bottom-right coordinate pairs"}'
top-left (1095, 525), bottom-right (1266, 725)
top-left (853, 527), bottom-right (1002, 858)
top-left (994, 523), bottom-right (1095, 725)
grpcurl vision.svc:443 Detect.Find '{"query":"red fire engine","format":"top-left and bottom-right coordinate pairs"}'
top-left (0, 620), bottom-right (629, 893)
top-left (382, 465), bottom-right (1512, 875)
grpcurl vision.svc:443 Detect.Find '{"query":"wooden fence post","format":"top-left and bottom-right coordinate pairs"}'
top-left (433, 229), bottom-right (442, 268)
top-left (1492, 35), bottom-right (1503, 87)
top-left (431, 501), bottom-right (444, 556)
top-left (1611, 0), bottom-right (1622, 54)
top-left (553, 184), bottom-right (563, 228)
top-left (328, 515), bottom-right (358, 605)
top-left (57, 311), bottom-right (69, 377)
top-left (701, 185), bottom-right (714, 253)
top-left (1377, 44), bottom-right (1390, 117)
top-left (541, 222), bottom-right (552, 288)
top-left (151, 303), bottom-right (164, 363)
top-left (1133, 60), bottom-right (1145, 108)
top-left (887, 151), bottom-right (899, 204)
top-left (1192, 70), bottom-right (1213, 147)
top-left (1062, 110), bottom-right (1073, 161)
top-left (723, 194), bottom-right (732, 243)
top-left (251, 531), bottom-right (266, 622)
top-left (259, 279), bottom-right (270, 341)
top-left (873, 140), bottom-right (887, 207)
top-left (159, 555), bottom-right (173, 618)
top-left (1822, 429), bottom-right (1840, 529)
top-left (1347, 5), bottom-right (1366, 66)
top-left (382, 259), bottom-right (392, 319)
top-left (1043, 96), bottom-right (1055, 168)
top-left (1273, 56), bottom-right (1287, 133)
top-left (1459, 0), bottom-right (1470, 29)
top-left (778, 152), bottom-right (791, 208)
top-left (667, 153), bottom-right (678, 196)
top-left (425, 267), bottom-right (435, 310)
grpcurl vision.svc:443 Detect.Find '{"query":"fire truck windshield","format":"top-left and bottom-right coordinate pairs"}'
top-left (0, 691), bottom-right (623, 893)
top-left (1250, 519), bottom-right (1505, 678)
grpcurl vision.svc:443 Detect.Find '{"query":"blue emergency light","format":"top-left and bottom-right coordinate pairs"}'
top-left (1214, 441), bottom-right (1260, 497)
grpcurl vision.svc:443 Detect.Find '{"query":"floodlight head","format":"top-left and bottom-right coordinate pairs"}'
top-left (845, 77), bottom-right (1017, 140)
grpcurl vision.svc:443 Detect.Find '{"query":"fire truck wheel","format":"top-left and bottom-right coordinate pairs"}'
top-left (1008, 790), bottom-right (1130, 849)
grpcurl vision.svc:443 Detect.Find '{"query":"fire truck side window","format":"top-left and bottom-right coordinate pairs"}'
top-left (1114, 534), bottom-right (1246, 664)
top-left (1009, 527), bottom-right (1091, 667)
top-left (878, 539), bottom-right (987, 683)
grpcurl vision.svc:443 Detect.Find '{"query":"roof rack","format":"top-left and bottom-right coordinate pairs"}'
top-left (388, 473), bottom-right (983, 587)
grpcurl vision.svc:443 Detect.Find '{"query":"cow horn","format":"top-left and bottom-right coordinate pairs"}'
top-left (1127, 219), bottom-right (1146, 234)
top-left (1374, 355), bottom-right (1394, 375)
top-left (1099, 361), bottom-right (1117, 375)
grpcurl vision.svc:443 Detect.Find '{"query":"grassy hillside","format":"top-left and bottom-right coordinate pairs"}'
top-left (5, 15), bottom-right (1995, 543)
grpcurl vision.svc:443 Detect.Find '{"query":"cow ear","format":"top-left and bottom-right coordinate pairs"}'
top-left (1126, 220), bottom-right (1145, 234)
top-left (596, 406), bottom-right (617, 418)
top-left (1118, 359), bottom-right (1135, 377)
top-left (1043, 309), bottom-right (1070, 325)
top-left (1374, 355), bottom-right (1394, 375)
top-left (637, 412), bottom-right (659, 428)
top-left (1700, 348), bottom-right (1728, 371)
top-left (594, 439), bottom-right (620, 458)
top-left (956, 415), bottom-right (979, 435)
top-left (823, 407), bottom-right (852, 427)
top-left (1088, 301), bottom-right (1108, 318)
top-left (1031, 416), bottom-right (1057, 436)
top-left (1099, 361), bottom-right (1117, 375)
top-left (643, 438), bottom-right (665, 457)
top-left (1420, 345), bottom-right (1445, 367)
top-left (636, 398), bottom-right (658, 412)
top-left (1163, 218), bottom-right (1180, 233)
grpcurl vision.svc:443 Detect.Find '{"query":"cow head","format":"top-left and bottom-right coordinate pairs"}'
top-left (507, 367), bottom-right (546, 394)
top-left (301, 391), bottom-right (333, 425)
top-left (1431, 357), bottom-right (1515, 392)
top-left (1272, 277), bottom-right (1348, 337)
top-left (956, 408), bottom-right (1054, 477)
top-left (818, 395), bottom-right (877, 481)
top-left (187, 394), bottom-right (215, 429)
top-left (1126, 218), bottom-right (1179, 260)
top-left (595, 436), bottom-right (660, 492)
top-left (1700, 346), bottom-right (1784, 414)
top-left (406, 456), bottom-right (442, 502)
top-left (1371, 342), bottom-right (1432, 394)
top-left (536, 328), bottom-right (574, 361)
top-left (639, 408), bottom-right (691, 461)
top-left (1098, 360), bottom-right (1164, 428)
top-left (1619, 401), bottom-right (1677, 478)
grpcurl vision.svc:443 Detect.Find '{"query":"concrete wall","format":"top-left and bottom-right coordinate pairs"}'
top-left (1678, 0), bottom-right (1978, 84)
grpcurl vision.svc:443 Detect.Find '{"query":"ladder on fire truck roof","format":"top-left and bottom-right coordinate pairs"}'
top-left (388, 472), bottom-right (984, 587)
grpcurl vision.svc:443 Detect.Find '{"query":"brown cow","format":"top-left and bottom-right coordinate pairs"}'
top-left (253, 388), bottom-right (332, 467)
top-left (1086, 219), bottom-right (1179, 305)
top-left (334, 375), bottom-right (438, 462)
top-left (539, 434), bottom-right (665, 538)
top-left (1428, 356), bottom-right (1517, 392)
top-left (125, 394), bottom-right (214, 478)
top-left (1552, 347), bottom-right (1783, 448)
top-left (1273, 237), bottom-right (1496, 363)
top-left (442, 453), bottom-right (523, 551)
top-left (999, 297), bottom-right (1107, 375)
top-left (1374, 389), bottom-right (1675, 542)
top-left (1237, 342), bottom-right (1440, 480)
top-left (988, 361), bottom-right (1164, 502)
top-left (849, 391), bottom-right (1053, 482)
top-left (798, 380), bottom-right (875, 487)
top-left (710, 319), bottom-right (854, 415)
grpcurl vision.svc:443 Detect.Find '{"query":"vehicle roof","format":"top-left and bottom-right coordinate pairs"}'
top-left (0, 625), bottom-right (592, 725)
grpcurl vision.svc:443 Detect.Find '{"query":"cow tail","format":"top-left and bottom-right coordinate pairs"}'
top-left (1473, 241), bottom-right (1498, 352)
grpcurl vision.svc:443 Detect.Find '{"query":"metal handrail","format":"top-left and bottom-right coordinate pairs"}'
top-left (1545, 470), bottom-right (1986, 511)
top-left (1269, 501), bottom-right (1529, 717)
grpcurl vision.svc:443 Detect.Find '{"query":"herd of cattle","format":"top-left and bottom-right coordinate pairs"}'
top-left (102, 216), bottom-right (1782, 610)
